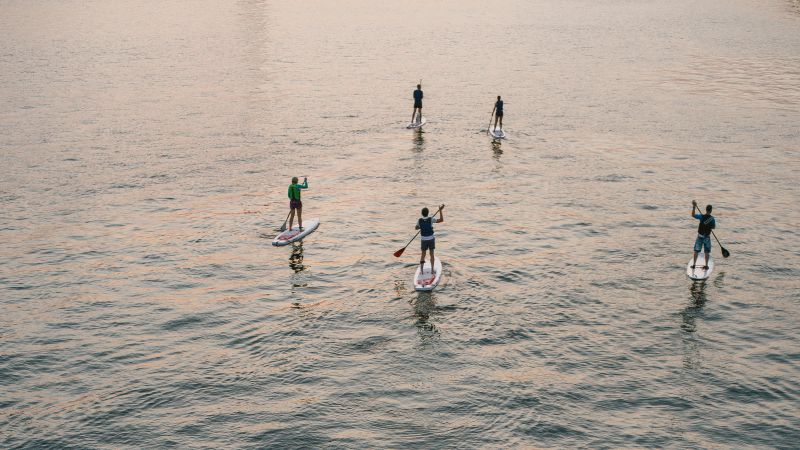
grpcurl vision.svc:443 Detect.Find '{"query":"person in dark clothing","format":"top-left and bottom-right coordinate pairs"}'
top-left (492, 95), bottom-right (504, 131)
top-left (691, 200), bottom-right (716, 270)
top-left (412, 84), bottom-right (423, 124)
top-left (415, 204), bottom-right (445, 275)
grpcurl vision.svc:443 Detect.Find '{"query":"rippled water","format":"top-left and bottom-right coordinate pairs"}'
top-left (2, 0), bottom-right (799, 447)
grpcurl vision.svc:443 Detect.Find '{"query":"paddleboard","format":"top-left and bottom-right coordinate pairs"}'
top-left (272, 218), bottom-right (320, 246)
top-left (488, 127), bottom-right (506, 139)
top-left (414, 257), bottom-right (443, 292)
top-left (407, 117), bottom-right (427, 129)
top-left (686, 255), bottom-right (714, 281)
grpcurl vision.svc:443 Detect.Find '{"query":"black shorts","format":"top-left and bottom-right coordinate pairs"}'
top-left (421, 238), bottom-right (435, 251)
top-left (496, 112), bottom-right (503, 117)
top-left (414, 101), bottom-right (422, 109)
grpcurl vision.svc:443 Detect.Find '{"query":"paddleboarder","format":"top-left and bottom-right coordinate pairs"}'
top-left (287, 176), bottom-right (308, 231)
top-left (412, 83), bottom-right (423, 124)
top-left (691, 200), bottom-right (716, 270)
top-left (416, 205), bottom-right (445, 275)
top-left (492, 95), bottom-right (504, 131)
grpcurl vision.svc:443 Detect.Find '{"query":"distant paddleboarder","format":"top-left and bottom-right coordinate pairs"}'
top-left (492, 95), bottom-right (504, 131)
top-left (287, 176), bottom-right (308, 231)
top-left (416, 205), bottom-right (445, 275)
top-left (691, 200), bottom-right (716, 270)
top-left (412, 83), bottom-right (423, 124)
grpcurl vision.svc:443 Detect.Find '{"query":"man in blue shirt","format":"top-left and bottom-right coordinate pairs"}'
top-left (691, 200), bottom-right (716, 270)
top-left (412, 84), bottom-right (423, 124)
top-left (416, 205), bottom-right (445, 275)
top-left (492, 95), bottom-right (504, 131)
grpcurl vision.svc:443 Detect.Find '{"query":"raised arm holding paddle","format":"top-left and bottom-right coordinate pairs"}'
top-left (394, 204), bottom-right (444, 258)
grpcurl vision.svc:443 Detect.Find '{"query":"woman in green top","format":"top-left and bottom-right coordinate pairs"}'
top-left (288, 176), bottom-right (308, 231)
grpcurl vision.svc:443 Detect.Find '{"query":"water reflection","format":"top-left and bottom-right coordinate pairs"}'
top-left (413, 292), bottom-right (439, 344)
top-left (491, 140), bottom-right (503, 160)
top-left (289, 242), bottom-right (305, 273)
top-left (412, 128), bottom-right (425, 152)
top-left (681, 281), bottom-right (708, 333)
top-left (680, 281), bottom-right (709, 371)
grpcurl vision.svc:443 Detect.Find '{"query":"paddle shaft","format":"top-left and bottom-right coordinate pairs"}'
top-left (710, 228), bottom-right (726, 254)
top-left (417, 79), bottom-right (422, 123)
top-left (279, 210), bottom-right (291, 231)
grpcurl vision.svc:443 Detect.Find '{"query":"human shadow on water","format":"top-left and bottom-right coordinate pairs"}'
top-left (289, 242), bottom-right (305, 273)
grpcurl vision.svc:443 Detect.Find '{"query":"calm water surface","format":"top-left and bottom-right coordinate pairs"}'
top-left (1, 0), bottom-right (799, 448)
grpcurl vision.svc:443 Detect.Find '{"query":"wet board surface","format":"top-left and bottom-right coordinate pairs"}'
top-left (414, 256), bottom-right (443, 291)
top-left (272, 218), bottom-right (320, 246)
top-left (407, 117), bottom-right (427, 129)
top-left (686, 254), bottom-right (714, 280)
top-left (489, 127), bottom-right (506, 139)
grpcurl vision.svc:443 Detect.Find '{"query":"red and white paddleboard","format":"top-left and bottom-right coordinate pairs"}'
top-left (272, 218), bottom-right (320, 246)
top-left (414, 256), bottom-right (443, 292)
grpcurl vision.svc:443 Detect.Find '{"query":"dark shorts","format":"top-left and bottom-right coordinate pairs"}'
top-left (496, 111), bottom-right (503, 117)
top-left (421, 238), bottom-right (435, 251)
top-left (414, 101), bottom-right (422, 109)
top-left (290, 199), bottom-right (302, 209)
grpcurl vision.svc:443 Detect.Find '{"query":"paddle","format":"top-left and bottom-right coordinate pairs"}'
top-left (393, 205), bottom-right (444, 258)
top-left (278, 211), bottom-right (291, 232)
top-left (487, 108), bottom-right (495, 135)
top-left (713, 231), bottom-right (730, 258)
top-left (416, 79), bottom-right (422, 123)
top-left (693, 202), bottom-right (730, 258)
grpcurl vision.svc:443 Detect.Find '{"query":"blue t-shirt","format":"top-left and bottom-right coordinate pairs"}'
top-left (495, 100), bottom-right (503, 113)
top-left (413, 89), bottom-right (423, 102)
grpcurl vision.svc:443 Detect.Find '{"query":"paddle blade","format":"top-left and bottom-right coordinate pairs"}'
top-left (721, 246), bottom-right (730, 258)
top-left (393, 248), bottom-right (406, 258)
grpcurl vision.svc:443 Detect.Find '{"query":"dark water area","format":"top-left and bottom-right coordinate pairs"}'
top-left (1, 0), bottom-right (799, 448)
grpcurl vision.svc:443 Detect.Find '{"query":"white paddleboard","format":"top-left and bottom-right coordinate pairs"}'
top-left (414, 257), bottom-right (443, 291)
top-left (272, 218), bottom-right (320, 246)
top-left (686, 255), bottom-right (714, 281)
top-left (407, 116), bottom-right (427, 129)
top-left (488, 127), bottom-right (506, 139)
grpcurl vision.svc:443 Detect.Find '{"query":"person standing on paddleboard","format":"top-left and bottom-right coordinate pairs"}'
top-left (691, 200), bottom-right (716, 270)
top-left (412, 83), bottom-right (423, 124)
top-left (416, 205), bottom-right (445, 275)
top-left (492, 95), bottom-right (504, 131)
top-left (288, 176), bottom-right (308, 231)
